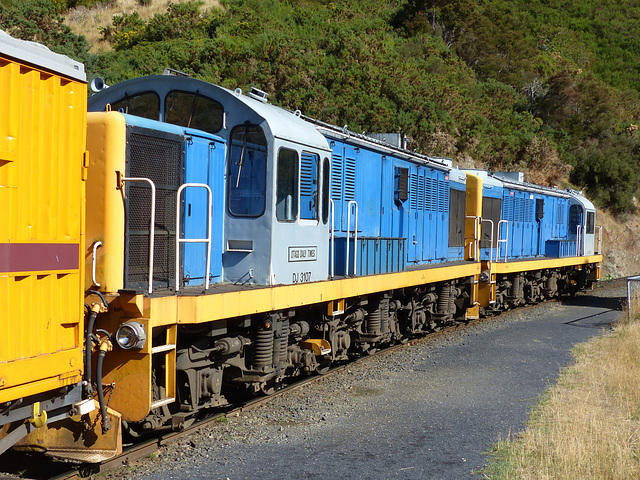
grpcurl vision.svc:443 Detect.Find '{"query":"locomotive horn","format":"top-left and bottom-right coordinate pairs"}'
top-left (90, 77), bottom-right (108, 93)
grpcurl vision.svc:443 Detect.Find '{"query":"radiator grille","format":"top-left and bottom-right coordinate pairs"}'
top-left (124, 128), bottom-right (183, 291)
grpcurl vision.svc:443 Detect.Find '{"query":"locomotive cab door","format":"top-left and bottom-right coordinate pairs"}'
top-left (270, 141), bottom-right (331, 285)
top-left (179, 131), bottom-right (226, 287)
top-left (583, 209), bottom-right (596, 255)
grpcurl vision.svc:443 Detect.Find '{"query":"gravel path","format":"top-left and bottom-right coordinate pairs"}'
top-left (120, 283), bottom-right (624, 480)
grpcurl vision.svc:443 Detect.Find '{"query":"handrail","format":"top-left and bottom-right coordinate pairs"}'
top-left (175, 183), bottom-right (213, 292)
top-left (329, 199), bottom-right (335, 278)
top-left (497, 219), bottom-right (509, 262)
top-left (576, 224), bottom-right (582, 256)
top-left (345, 200), bottom-right (358, 276)
top-left (122, 177), bottom-right (156, 294)
top-left (465, 215), bottom-right (480, 260)
top-left (596, 225), bottom-right (603, 254)
top-left (91, 241), bottom-right (102, 287)
top-left (480, 218), bottom-right (494, 264)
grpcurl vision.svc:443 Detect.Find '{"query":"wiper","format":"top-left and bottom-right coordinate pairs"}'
top-left (235, 125), bottom-right (249, 188)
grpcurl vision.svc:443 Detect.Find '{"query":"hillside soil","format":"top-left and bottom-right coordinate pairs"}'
top-left (599, 210), bottom-right (640, 279)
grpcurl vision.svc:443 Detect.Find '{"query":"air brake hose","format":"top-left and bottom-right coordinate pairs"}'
top-left (96, 341), bottom-right (112, 433)
top-left (85, 309), bottom-right (98, 385)
top-left (85, 292), bottom-right (108, 389)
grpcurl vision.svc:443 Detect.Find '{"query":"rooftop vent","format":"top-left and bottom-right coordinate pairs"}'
top-left (248, 87), bottom-right (269, 103)
top-left (367, 133), bottom-right (408, 149)
top-left (163, 67), bottom-right (191, 77)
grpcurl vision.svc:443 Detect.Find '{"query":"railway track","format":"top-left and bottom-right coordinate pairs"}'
top-left (1, 279), bottom-right (624, 480)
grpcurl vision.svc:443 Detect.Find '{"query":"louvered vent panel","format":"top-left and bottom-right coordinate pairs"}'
top-left (410, 174), bottom-right (418, 210)
top-left (344, 157), bottom-right (356, 201)
top-left (504, 195), bottom-right (514, 222)
top-left (418, 174), bottom-right (425, 210)
top-left (331, 153), bottom-right (342, 200)
top-left (300, 152), bottom-right (315, 197)
top-left (438, 179), bottom-right (448, 212)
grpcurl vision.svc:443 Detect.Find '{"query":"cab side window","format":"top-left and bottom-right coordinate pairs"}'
top-left (586, 211), bottom-right (595, 234)
top-left (569, 205), bottom-right (582, 232)
top-left (276, 148), bottom-right (299, 222)
top-left (228, 124), bottom-right (267, 217)
top-left (321, 157), bottom-right (330, 225)
top-left (111, 92), bottom-right (160, 120)
top-left (164, 90), bottom-right (223, 134)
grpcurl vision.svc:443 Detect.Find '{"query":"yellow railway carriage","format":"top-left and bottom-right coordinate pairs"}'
top-left (0, 31), bottom-right (90, 455)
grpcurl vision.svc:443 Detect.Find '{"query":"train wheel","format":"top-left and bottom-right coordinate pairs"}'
top-left (315, 358), bottom-right (332, 375)
top-left (259, 381), bottom-right (277, 396)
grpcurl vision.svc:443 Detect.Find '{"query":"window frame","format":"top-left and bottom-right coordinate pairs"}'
top-left (448, 187), bottom-right (466, 248)
top-left (227, 123), bottom-right (268, 218)
top-left (275, 147), bottom-right (299, 223)
top-left (164, 89), bottom-right (224, 134)
top-left (110, 91), bottom-right (161, 120)
top-left (586, 211), bottom-right (595, 235)
top-left (321, 157), bottom-right (330, 225)
top-left (569, 204), bottom-right (583, 233)
top-left (299, 151), bottom-right (320, 224)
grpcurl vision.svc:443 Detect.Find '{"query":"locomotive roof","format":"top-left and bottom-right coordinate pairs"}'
top-left (464, 169), bottom-right (573, 198)
top-left (307, 118), bottom-right (453, 170)
top-left (87, 75), bottom-right (331, 153)
top-left (0, 29), bottom-right (86, 82)
top-left (466, 169), bottom-right (596, 209)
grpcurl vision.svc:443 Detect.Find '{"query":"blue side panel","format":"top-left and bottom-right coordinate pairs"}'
top-left (334, 237), bottom-right (405, 276)
top-left (436, 173), bottom-right (449, 260)
top-left (355, 149), bottom-right (382, 236)
top-left (380, 156), bottom-right (393, 237)
top-left (181, 132), bottom-right (225, 286)
top-left (391, 162), bottom-right (409, 241)
top-left (538, 195), bottom-right (552, 255)
top-left (545, 239), bottom-right (577, 257)
top-left (330, 141), bottom-right (357, 233)
top-left (406, 167), bottom-right (451, 264)
top-left (511, 191), bottom-right (523, 258)
top-left (421, 172), bottom-right (429, 262)
top-left (407, 165), bottom-right (420, 263)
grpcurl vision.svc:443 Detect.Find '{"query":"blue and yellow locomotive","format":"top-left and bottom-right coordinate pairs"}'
top-left (1, 38), bottom-right (601, 461)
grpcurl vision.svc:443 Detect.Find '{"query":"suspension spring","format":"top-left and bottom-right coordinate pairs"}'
top-left (437, 284), bottom-right (451, 315)
top-left (253, 327), bottom-right (274, 369)
top-left (366, 300), bottom-right (383, 335)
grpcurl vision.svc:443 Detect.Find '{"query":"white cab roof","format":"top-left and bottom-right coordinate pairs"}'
top-left (0, 29), bottom-right (86, 82)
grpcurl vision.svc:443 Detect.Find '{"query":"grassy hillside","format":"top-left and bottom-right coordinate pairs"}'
top-left (2, 0), bottom-right (640, 215)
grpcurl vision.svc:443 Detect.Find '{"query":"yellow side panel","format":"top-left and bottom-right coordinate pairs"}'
top-left (0, 55), bottom-right (86, 399)
top-left (144, 262), bottom-right (482, 326)
top-left (464, 172), bottom-right (483, 261)
top-left (85, 112), bottom-right (127, 293)
top-left (491, 255), bottom-right (602, 274)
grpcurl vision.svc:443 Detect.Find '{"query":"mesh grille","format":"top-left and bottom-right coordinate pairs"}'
top-left (129, 133), bottom-right (181, 187)
top-left (125, 129), bottom-right (183, 291)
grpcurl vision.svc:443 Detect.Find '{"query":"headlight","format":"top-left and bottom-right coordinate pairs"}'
top-left (115, 321), bottom-right (146, 349)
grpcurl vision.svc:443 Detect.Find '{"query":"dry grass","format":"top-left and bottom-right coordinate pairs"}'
top-left (64, 0), bottom-right (221, 53)
top-left (484, 315), bottom-right (640, 479)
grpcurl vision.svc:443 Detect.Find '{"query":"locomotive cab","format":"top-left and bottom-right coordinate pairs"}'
top-left (567, 191), bottom-right (597, 256)
top-left (222, 95), bottom-right (332, 286)
top-left (88, 76), bottom-right (332, 288)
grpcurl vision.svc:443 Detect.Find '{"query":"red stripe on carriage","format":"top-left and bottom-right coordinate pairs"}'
top-left (0, 243), bottom-right (79, 273)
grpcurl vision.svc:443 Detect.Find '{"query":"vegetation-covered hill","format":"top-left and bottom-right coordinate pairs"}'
top-left (2, 0), bottom-right (640, 217)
